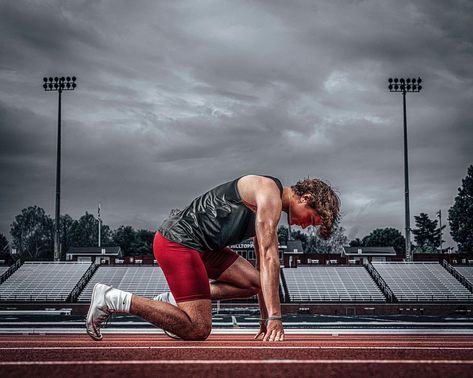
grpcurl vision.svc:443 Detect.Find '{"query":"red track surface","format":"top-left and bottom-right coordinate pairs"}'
top-left (1, 334), bottom-right (473, 377)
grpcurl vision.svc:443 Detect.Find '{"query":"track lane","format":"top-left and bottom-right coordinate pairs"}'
top-left (1, 334), bottom-right (473, 378)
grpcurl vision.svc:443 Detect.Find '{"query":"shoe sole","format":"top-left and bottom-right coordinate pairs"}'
top-left (164, 329), bottom-right (181, 340)
top-left (86, 283), bottom-right (103, 341)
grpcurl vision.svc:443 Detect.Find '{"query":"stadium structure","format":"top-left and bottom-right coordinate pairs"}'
top-left (0, 240), bottom-right (472, 317)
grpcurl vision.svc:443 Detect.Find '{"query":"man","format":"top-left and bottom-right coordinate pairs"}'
top-left (86, 175), bottom-right (340, 342)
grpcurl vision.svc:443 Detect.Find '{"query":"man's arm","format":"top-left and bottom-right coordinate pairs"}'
top-left (254, 184), bottom-right (284, 341)
top-left (254, 236), bottom-right (268, 320)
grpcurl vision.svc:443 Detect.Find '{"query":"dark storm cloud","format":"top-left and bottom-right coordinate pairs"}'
top-left (0, 0), bottom-right (472, 248)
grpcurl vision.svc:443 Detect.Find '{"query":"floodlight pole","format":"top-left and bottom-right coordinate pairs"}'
top-left (437, 210), bottom-right (443, 253)
top-left (402, 89), bottom-right (411, 262)
top-left (55, 87), bottom-right (62, 262)
top-left (43, 76), bottom-right (77, 261)
top-left (388, 77), bottom-right (422, 262)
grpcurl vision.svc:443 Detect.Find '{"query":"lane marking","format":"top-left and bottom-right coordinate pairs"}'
top-left (1, 346), bottom-right (473, 350)
top-left (1, 359), bottom-right (473, 366)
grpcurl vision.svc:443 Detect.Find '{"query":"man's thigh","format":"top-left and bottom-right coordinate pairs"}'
top-left (201, 247), bottom-right (240, 280)
top-left (210, 253), bottom-right (260, 289)
top-left (153, 232), bottom-right (211, 303)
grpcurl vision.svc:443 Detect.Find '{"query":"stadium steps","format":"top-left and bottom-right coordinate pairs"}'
top-left (444, 260), bottom-right (473, 293)
top-left (365, 263), bottom-right (397, 302)
top-left (280, 268), bottom-right (290, 303)
top-left (0, 260), bottom-right (22, 285)
top-left (66, 262), bottom-right (100, 302)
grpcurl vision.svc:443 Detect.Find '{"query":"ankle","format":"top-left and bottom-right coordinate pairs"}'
top-left (105, 288), bottom-right (132, 313)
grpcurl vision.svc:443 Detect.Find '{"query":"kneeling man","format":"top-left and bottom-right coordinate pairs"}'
top-left (86, 175), bottom-right (340, 342)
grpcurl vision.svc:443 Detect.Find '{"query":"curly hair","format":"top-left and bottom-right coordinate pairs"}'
top-left (291, 178), bottom-right (341, 240)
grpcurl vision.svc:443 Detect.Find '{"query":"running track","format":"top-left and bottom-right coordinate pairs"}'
top-left (1, 334), bottom-right (473, 377)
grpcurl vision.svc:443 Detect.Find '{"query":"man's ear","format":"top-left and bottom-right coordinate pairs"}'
top-left (301, 193), bottom-right (312, 204)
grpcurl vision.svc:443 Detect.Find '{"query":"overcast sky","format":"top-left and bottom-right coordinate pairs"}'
top-left (0, 0), bottom-right (472, 248)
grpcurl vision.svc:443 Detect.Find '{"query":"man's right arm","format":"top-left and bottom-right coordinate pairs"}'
top-left (254, 236), bottom-right (268, 320)
top-left (254, 184), bottom-right (284, 341)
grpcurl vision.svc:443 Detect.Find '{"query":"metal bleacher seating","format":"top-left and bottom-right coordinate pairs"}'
top-left (78, 266), bottom-right (169, 302)
top-left (454, 266), bottom-right (473, 287)
top-left (372, 262), bottom-right (473, 302)
top-left (283, 266), bottom-right (386, 302)
top-left (0, 262), bottom-right (91, 302)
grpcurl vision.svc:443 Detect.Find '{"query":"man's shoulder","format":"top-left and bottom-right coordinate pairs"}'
top-left (239, 175), bottom-right (281, 188)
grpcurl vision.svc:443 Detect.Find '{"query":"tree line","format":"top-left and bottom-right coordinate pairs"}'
top-left (1, 165), bottom-right (472, 260)
top-left (2, 208), bottom-right (154, 260)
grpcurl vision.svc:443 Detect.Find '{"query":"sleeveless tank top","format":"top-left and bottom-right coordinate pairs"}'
top-left (158, 176), bottom-right (283, 252)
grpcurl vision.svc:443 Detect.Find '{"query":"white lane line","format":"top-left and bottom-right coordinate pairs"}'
top-left (1, 346), bottom-right (473, 350)
top-left (3, 328), bottom-right (473, 335)
top-left (1, 359), bottom-right (473, 366)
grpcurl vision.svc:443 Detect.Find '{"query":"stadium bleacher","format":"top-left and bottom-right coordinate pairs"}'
top-left (454, 266), bottom-right (473, 287)
top-left (0, 266), bottom-right (9, 277)
top-left (372, 262), bottom-right (473, 301)
top-left (78, 266), bottom-right (169, 302)
top-left (282, 266), bottom-right (386, 302)
top-left (0, 262), bottom-right (91, 301)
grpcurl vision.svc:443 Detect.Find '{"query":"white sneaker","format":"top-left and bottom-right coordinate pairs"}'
top-left (86, 283), bottom-right (132, 341)
top-left (153, 292), bottom-right (181, 339)
top-left (86, 283), bottom-right (112, 341)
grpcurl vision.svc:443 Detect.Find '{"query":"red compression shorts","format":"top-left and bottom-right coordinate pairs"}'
top-left (153, 232), bottom-right (239, 303)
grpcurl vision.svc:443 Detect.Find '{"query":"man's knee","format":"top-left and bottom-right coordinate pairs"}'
top-left (184, 322), bottom-right (211, 341)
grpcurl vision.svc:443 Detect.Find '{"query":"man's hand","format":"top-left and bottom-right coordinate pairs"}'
top-left (254, 320), bottom-right (267, 340)
top-left (263, 319), bottom-right (284, 342)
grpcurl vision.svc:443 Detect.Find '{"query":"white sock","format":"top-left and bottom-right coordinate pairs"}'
top-left (105, 287), bottom-right (132, 313)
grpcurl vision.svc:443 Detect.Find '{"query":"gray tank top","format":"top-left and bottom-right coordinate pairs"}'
top-left (158, 176), bottom-right (283, 252)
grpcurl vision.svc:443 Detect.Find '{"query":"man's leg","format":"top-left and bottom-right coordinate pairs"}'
top-left (204, 250), bottom-right (261, 300)
top-left (87, 233), bottom-right (214, 341)
top-left (130, 296), bottom-right (211, 341)
top-left (151, 232), bottom-right (213, 340)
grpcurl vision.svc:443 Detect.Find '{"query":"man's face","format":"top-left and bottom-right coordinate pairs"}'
top-left (289, 193), bottom-right (321, 229)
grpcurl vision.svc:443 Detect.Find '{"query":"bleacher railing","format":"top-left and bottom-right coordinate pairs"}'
top-left (67, 262), bottom-right (99, 302)
top-left (279, 268), bottom-right (290, 303)
top-left (0, 260), bottom-right (22, 285)
top-left (396, 294), bottom-right (473, 302)
top-left (0, 294), bottom-right (70, 302)
top-left (290, 294), bottom-right (384, 302)
top-left (365, 263), bottom-right (396, 302)
top-left (443, 260), bottom-right (473, 293)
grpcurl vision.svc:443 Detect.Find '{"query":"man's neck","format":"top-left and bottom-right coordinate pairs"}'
top-left (281, 187), bottom-right (293, 213)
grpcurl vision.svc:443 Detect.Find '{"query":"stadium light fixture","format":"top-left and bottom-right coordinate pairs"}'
top-left (42, 75), bottom-right (78, 261)
top-left (388, 77), bottom-right (423, 262)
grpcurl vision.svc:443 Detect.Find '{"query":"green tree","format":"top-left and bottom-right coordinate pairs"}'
top-left (10, 206), bottom-right (54, 259)
top-left (362, 228), bottom-right (405, 254)
top-left (0, 233), bottom-right (8, 254)
top-left (69, 212), bottom-right (112, 248)
top-left (412, 212), bottom-right (444, 253)
top-left (112, 226), bottom-right (137, 255)
top-left (449, 165), bottom-right (473, 253)
top-left (0, 233), bottom-right (14, 264)
top-left (277, 226), bottom-right (289, 246)
top-left (135, 229), bottom-right (154, 256)
top-left (60, 214), bottom-right (75, 255)
top-left (290, 230), bottom-right (309, 251)
top-left (349, 238), bottom-right (363, 247)
top-left (315, 226), bottom-right (348, 253)
top-left (277, 225), bottom-right (348, 253)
